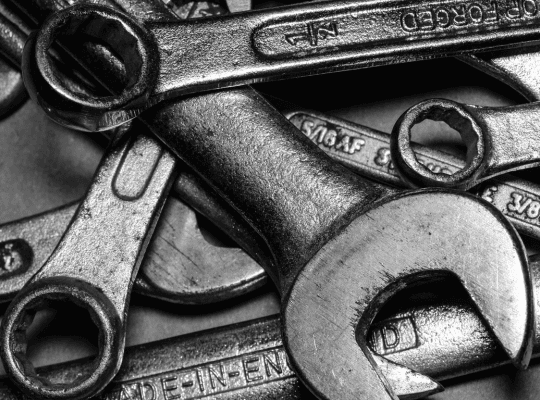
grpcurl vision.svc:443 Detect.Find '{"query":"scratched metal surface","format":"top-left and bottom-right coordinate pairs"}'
top-left (0, 27), bottom-right (539, 399)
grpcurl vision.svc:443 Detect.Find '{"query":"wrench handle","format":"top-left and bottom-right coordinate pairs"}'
top-left (144, 90), bottom-right (391, 294)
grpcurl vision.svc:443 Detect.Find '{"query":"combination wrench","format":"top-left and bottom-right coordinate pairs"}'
top-left (13, 2), bottom-right (538, 400)
top-left (23, 0), bottom-right (540, 131)
top-left (18, 71), bottom-right (535, 400)
top-left (3, 254), bottom-right (540, 400)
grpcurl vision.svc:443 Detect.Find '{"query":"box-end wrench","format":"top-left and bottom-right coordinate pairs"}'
top-left (0, 121), bottom-right (177, 400)
top-left (29, 81), bottom-right (535, 400)
top-left (286, 110), bottom-right (540, 242)
top-left (3, 252), bottom-right (540, 400)
top-left (1, 0), bottom-right (268, 306)
top-left (390, 98), bottom-right (540, 190)
top-left (23, 0), bottom-right (540, 132)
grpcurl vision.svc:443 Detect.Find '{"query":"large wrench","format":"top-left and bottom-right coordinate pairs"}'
top-left (22, 0), bottom-right (540, 131)
top-left (21, 65), bottom-right (535, 400)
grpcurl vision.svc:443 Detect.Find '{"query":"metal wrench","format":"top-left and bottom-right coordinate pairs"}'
top-left (286, 109), bottom-right (540, 241)
top-left (16, 3), bottom-right (538, 400)
top-left (1, 0), bottom-right (267, 306)
top-left (3, 253), bottom-right (540, 400)
top-left (390, 98), bottom-right (540, 190)
top-left (23, 0), bottom-right (540, 131)
top-left (0, 193), bottom-right (266, 305)
top-left (26, 79), bottom-right (535, 400)
top-left (0, 121), bottom-right (177, 400)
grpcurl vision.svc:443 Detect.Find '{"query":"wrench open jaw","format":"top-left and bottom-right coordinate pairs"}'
top-left (16, 3), bottom-right (537, 400)
top-left (391, 99), bottom-right (540, 190)
top-left (284, 189), bottom-right (533, 400)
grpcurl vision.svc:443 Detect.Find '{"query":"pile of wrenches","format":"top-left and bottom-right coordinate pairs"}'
top-left (2, 0), bottom-right (540, 399)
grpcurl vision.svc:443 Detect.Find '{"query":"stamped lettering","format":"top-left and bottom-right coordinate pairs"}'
top-left (285, 21), bottom-right (339, 46)
top-left (401, 0), bottom-right (539, 32)
top-left (97, 347), bottom-right (294, 400)
top-left (300, 118), bottom-right (365, 155)
top-left (368, 316), bottom-right (419, 355)
top-left (507, 191), bottom-right (540, 220)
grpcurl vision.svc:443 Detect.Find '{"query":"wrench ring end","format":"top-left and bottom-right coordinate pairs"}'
top-left (391, 98), bottom-right (485, 190)
top-left (23, 4), bottom-right (158, 132)
top-left (0, 277), bottom-right (122, 400)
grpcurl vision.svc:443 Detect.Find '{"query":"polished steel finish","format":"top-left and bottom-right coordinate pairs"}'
top-left (23, 0), bottom-right (540, 131)
top-left (286, 110), bottom-right (540, 242)
top-left (19, 2), bottom-right (537, 400)
top-left (0, 193), bottom-right (266, 305)
top-left (0, 3), bottom-right (28, 118)
top-left (0, 126), bottom-right (177, 400)
top-left (5, 0), bottom-right (268, 305)
top-left (390, 98), bottom-right (540, 190)
top-left (3, 253), bottom-right (540, 400)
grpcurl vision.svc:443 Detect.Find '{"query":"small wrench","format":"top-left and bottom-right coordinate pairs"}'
top-left (23, 0), bottom-right (540, 131)
top-left (0, 121), bottom-right (177, 400)
top-left (286, 109), bottom-right (540, 241)
top-left (390, 98), bottom-right (540, 190)
top-left (3, 251), bottom-right (540, 400)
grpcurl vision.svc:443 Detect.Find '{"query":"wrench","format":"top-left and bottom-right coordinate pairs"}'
top-left (3, 251), bottom-right (540, 400)
top-left (0, 193), bottom-right (266, 305)
top-left (1, 0), bottom-right (268, 306)
top-left (23, 65), bottom-right (536, 400)
top-left (390, 98), bottom-right (540, 190)
top-left (286, 109), bottom-right (540, 241)
top-left (23, 0), bottom-right (540, 131)
top-left (17, 3), bottom-right (537, 400)
top-left (0, 121), bottom-right (177, 400)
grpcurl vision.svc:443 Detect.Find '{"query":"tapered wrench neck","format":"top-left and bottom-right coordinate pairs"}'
top-left (144, 90), bottom-right (393, 294)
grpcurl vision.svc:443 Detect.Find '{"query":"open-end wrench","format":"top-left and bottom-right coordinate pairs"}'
top-left (23, 0), bottom-right (540, 131)
top-left (390, 98), bottom-right (540, 190)
top-left (286, 109), bottom-right (540, 241)
top-left (3, 251), bottom-right (540, 400)
top-left (21, 57), bottom-right (537, 400)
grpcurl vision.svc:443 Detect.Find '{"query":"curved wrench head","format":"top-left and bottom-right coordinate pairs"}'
top-left (22, 4), bottom-right (157, 132)
top-left (283, 190), bottom-right (533, 400)
top-left (391, 98), bottom-right (487, 190)
top-left (0, 276), bottom-right (123, 400)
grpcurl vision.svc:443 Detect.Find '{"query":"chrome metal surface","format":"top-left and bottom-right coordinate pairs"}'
top-left (286, 110), bottom-right (540, 242)
top-left (15, 1), bottom-right (538, 399)
top-left (23, 0), bottom-right (540, 131)
top-left (390, 98), bottom-right (540, 190)
top-left (0, 193), bottom-right (266, 305)
top-left (0, 3), bottom-right (28, 119)
top-left (2, 253), bottom-right (540, 399)
top-left (0, 124), bottom-right (177, 400)
top-left (2, 0), bottom-right (267, 307)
